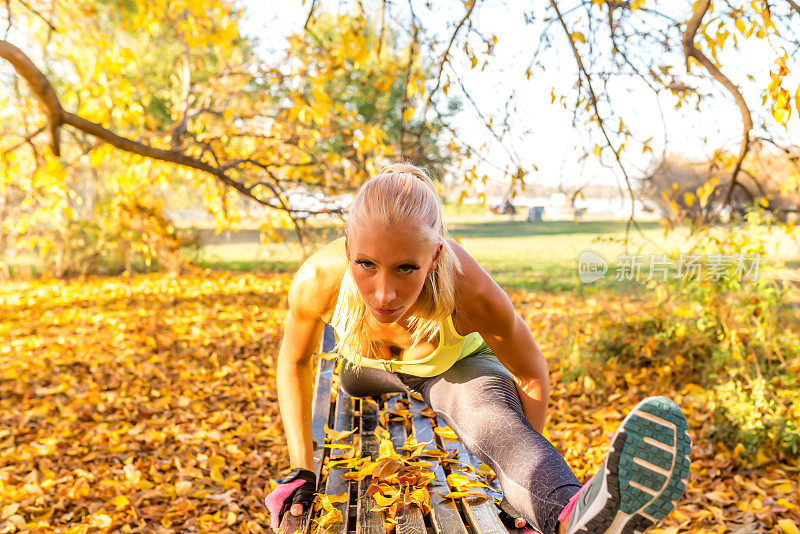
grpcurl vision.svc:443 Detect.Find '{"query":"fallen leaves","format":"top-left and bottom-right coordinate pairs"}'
top-left (1, 273), bottom-right (798, 533)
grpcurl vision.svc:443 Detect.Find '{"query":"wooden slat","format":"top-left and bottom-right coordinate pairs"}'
top-left (279, 333), bottom-right (336, 534)
top-left (357, 397), bottom-right (386, 534)
top-left (407, 396), bottom-right (470, 534)
top-left (459, 445), bottom-right (539, 534)
top-left (423, 406), bottom-right (508, 534)
top-left (322, 388), bottom-right (355, 534)
top-left (311, 358), bottom-right (335, 474)
top-left (385, 395), bottom-right (426, 534)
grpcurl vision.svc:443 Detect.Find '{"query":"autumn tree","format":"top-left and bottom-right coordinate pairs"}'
top-left (0, 1), bottom-right (458, 277)
top-left (4, 0), bottom-right (800, 277)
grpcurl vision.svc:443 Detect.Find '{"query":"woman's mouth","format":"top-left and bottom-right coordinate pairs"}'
top-left (374, 306), bottom-right (397, 316)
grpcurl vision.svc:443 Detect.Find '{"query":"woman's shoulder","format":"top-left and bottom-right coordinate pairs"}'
top-left (447, 238), bottom-right (487, 294)
top-left (287, 236), bottom-right (347, 320)
top-left (446, 238), bottom-right (499, 335)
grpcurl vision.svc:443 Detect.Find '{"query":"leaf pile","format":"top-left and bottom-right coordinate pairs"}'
top-left (1, 271), bottom-right (293, 533)
top-left (1, 272), bottom-right (798, 533)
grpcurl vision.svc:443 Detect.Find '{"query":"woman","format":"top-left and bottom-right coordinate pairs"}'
top-left (265, 164), bottom-right (691, 534)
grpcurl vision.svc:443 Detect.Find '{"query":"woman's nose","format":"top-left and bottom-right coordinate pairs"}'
top-left (375, 275), bottom-right (396, 306)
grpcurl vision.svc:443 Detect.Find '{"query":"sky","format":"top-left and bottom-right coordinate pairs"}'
top-left (241, 1), bottom-right (800, 192)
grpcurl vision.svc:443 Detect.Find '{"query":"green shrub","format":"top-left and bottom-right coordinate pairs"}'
top-left (579, 202), bottom-right (800, 454)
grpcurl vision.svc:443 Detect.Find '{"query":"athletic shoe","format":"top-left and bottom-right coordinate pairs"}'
top-left (559, 396), bottom-right (692, 534)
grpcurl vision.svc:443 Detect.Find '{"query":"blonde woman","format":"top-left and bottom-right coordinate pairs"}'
top-left (265, 164), bottom-right (691, 534)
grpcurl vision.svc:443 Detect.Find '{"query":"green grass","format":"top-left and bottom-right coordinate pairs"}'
top-left (192, 216), bottom-right (799, 295)
top-left (9, 214), bottom-right (798, 296)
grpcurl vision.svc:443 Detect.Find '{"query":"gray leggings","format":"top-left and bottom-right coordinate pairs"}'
top-left (339, 350), bottom-right (582, 534)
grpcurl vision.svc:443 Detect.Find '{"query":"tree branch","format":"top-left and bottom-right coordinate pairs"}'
top-left (424, 0), bottom-right (476, 111)
top-left (682, 0), bottom-right (753, 212)
top-left (0, 39), bottom-right (63, 155)
top-left (550, 0), bottom-right (655, 254)
top-left (0, 39), bottom-right (323, 249)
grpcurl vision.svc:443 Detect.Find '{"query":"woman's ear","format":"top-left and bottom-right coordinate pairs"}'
top-left (429, 243), bottom-right (443, 274)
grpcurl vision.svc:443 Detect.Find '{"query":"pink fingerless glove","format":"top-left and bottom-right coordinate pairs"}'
top-left (264, 468), bottom-right (316, 531)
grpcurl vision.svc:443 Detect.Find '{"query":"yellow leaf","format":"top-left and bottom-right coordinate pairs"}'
top-left (317, 492), bottom-right (349, 512)
top-left (778, 498), bottom-right (799, 510)
top-left (374, 427), bottom-right (390, 441)
top-left (434, 426), bottom-right (459, 440)
top-left (114, 495), bottom-right (130, 510)
top-left (175, 480), bottom-right (193, 496)
top-left (446, 473), bottom-right (471, 488)
top-left (379, 438), bottom-right (395, 458)
top-left (326, 425), bottom-right (357, 442)
top-left (317, 508), bottom-right (343, 527)
top-left (436, 490), bottom-right (487, 501)
top-left (402, 107), bottom-right (415, 122)
top-left (89, 148), bottom-right (106, 167)
top-left (372, 458), bottom-right (402, 480)
top-left (778, 520), bottom-right (800, 534)
top-left (211, 467), bottom-right (224, 483)
top-left (91, 513), bottom-right (113, 528)
top-left (684, 192), bottom-right (695, 207)
top-left (123, 463), bottom-right (140, 484)
top-left (735, 18), bottom-right (746, 33)
top-left (795, 84), bottom-right (800, 118)
top-left (571, 32), bottom-right (586, 44)
top-left (373, 490), bottom-right (401, 507)
top-left (324, 443), bottom-right (353, 450)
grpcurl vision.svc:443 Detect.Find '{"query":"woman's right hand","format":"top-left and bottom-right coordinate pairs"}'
top-left (264, 468), bottom-right (317, 532)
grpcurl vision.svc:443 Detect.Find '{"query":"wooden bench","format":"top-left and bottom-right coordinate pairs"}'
top-left (278, 325), bottom-right (530, 534)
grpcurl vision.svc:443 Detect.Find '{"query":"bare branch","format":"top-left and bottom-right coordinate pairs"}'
top-left (4, 0), bottom-right (11, 40)
top-left (550, 0), bottom-right (657, 253)
top-left (378, 0), bottom-right (386, 56)
top-left (399, 2), bottom-right (421, 156)
top-left (2, 125), bottom-right (45, 155)
top-left (171, 50), bottom-right (193, 150)
top-left (682, 0), bottom-right (753, 212)
top-left (303, 0), bottom-right (318, 30)
top-left (424, 0), bottom-right (476, 111)
top-left (16, 0), bottom-right (55, 31)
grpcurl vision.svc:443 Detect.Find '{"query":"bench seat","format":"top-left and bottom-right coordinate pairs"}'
top-left (278, 325), bottom-right (530, 534)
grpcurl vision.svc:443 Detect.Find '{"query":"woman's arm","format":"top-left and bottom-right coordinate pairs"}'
top-left (277, 261), bottom-right (330, 471)
top-left (450, 242), bottom-right (551, 434)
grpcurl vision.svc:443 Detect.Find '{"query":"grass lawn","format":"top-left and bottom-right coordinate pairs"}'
top-left (194, 214), bottom-right (799, 296)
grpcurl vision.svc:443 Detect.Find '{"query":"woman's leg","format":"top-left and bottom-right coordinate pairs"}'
top-left (412, 354), bottom-right (581, 534)
top-left (338, 358), bottom-right (407, 398)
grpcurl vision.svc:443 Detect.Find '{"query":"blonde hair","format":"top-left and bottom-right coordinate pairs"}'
top-left (332, 163), bottom-right (463, 368)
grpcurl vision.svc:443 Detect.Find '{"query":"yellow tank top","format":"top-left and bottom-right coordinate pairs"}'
top-left (329, 272), bottom-right (487, 377)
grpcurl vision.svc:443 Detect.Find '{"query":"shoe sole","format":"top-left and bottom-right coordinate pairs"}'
top-left (569, 396), bottom-right (692, 534)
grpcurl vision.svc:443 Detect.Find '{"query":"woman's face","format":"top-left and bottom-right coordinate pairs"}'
top-left (345, 222), bottom-right (441, 325)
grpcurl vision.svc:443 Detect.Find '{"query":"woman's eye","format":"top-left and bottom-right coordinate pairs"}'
top-left (399, 265), bottom-right (419, 274)
top-left (355, 260), bottom-right (374, 269)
